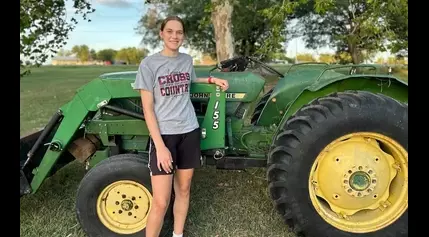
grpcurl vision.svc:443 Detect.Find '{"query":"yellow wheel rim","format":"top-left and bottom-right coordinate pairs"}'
top-left (96, 180), bottom-right (152, 234)
top-left (308, 132), bottom-right (408, 233)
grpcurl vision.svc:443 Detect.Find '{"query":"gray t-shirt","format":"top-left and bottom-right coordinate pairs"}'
top-left (132, 52), bottom-right (199, 135)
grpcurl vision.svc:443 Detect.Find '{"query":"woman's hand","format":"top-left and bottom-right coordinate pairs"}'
top-left (156, 145), bottom-right (173, 173)
top-left (213, 78), bottom-right (229, 91)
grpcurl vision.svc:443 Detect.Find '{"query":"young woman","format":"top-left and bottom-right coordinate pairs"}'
top-left (133, 16), bottom-right (229, 237)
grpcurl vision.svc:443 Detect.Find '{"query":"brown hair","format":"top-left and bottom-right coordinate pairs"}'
top-left (160, 16), bottom-right (186, 34)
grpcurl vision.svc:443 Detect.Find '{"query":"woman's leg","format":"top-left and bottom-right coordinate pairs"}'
top-left (146, 174), bottom-right (174, 237)
top-left (173, 128), bottom-right (202, 235)
top-left (146, 136), bottom-right (177, 237)
top-left (173, 169), bottom-right (194, 235)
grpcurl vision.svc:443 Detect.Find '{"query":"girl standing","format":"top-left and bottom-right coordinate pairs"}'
top-left (133, 16), bottom-right (229, 237)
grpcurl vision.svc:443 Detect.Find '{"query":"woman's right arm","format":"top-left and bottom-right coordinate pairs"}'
top-left (140, 90), bottom-right (163, 150)
top-left (134, 61), bottom-right (174, 173)
top-left (140, 90), bottom-right (173, 173)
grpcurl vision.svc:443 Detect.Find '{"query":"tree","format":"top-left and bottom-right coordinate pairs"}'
top-left (381, 0), bottom-right (408, 57)
top-left (72, 44), bottom-right (90, 62)
top-left (376, 56), bottom-right (407, 66)
top-left (56, 48), bottom-right (72, 57)
top-left (211, 0), bottom-right (235, 63)
top-left (296, 53), bottom-right (315, 62)
top-left (136, 0), bottom-right (291, 62)
top-left (286, 0), bottom-right (408, 64)
top-left (90, 49), bottom-right (97, 60)
top-left (115, 47), bottom-right (149, 65)
top-left (20, 0), bottom-right (95, 76)
top-left (97, 49), bottom-right (117, 63)
top-left (318, 53), bottom-right (336, 63)
top-left (335, 51), bottom-right (353, 64)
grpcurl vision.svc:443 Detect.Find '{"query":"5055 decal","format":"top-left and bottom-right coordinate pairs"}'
top-left (212, 86), bottom-right (220, 130)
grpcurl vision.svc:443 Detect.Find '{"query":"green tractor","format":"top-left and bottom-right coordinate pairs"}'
top-left (20, 57), bottom-right (408, 237)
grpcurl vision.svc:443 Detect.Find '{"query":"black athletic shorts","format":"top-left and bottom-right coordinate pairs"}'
top-left (148, 128), bottom-right (202, 176)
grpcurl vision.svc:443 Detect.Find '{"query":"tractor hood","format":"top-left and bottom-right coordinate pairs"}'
top-left (98, 67), bottom-right (216, 80)
top-left (99, 71), bottom-right (138, 80)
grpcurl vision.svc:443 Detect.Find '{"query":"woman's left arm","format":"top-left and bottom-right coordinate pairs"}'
top-left (194, 77), bottom-right (229, 91)
top-left (189, 58), bottom-right (229, 91)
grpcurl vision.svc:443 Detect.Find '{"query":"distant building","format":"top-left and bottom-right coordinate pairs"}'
top-left (51, 56), bottom-right (79, 65)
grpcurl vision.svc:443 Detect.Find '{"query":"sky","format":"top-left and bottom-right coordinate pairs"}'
top-left (58, 0), bottom-right (333, 60)
top-left (62, 0), bottom-right (148, 52)
top-left (48, 0), bottom-right (387, 64)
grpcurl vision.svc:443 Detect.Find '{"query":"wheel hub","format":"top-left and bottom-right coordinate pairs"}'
top-left (343, 166), bottom-right (377, 198)
top-left (121, 199), bottom-right (134, 211)
top-left (350, 171), bottom-right (370, 191)
top-left (96, 180), bottom-right (152, 235)
top-left (308, 132), bottom-right (408, 233)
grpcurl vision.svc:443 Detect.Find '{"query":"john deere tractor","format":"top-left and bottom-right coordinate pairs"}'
top-left (20, 57), bottom-right (408, 237)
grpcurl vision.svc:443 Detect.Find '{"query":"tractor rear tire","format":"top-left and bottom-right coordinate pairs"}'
top-left (267, 91), bottom-right (408, 237)
top-left (76, 153), bottom-right (173, 237)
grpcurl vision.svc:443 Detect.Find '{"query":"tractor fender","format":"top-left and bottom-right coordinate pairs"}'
top-left (275, 75), bottom-right (408, 135)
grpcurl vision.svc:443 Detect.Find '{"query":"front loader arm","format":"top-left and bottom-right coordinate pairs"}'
top-left (21, 79), bottom-right (113, 194)
top-left (28, 98), bottom-right (91, 193)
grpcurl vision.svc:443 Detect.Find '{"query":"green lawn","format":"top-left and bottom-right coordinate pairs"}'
top-left (20, 65), bottom-right (294, 237)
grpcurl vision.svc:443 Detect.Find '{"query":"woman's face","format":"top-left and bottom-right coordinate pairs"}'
top-left (160, 20), bottom-right (184, 51)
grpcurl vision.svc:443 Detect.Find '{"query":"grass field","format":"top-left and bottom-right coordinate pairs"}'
top-left (20, 64), bottom-right (408, 237)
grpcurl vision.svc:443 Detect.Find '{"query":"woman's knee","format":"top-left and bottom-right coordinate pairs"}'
top-left (150, 174), bottom-right (173, 212)
top-left (152, 196), bottom-right (170, 211)
top-left (175, 183), bottom-right (191, 198)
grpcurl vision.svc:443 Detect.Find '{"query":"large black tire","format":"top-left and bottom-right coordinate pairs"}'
top-left (76, 154), bottom-right (173, 237)
top-left (267, 91), bottom-right (408, 237)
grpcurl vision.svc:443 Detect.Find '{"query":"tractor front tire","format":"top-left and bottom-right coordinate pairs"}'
top-left (76, 154), bottom-right (173, 237)
top-left (267, 91), bottom-right (408, 237)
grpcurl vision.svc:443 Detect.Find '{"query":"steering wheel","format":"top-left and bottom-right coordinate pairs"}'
top-left (209, 56), bottom-right (283, 77)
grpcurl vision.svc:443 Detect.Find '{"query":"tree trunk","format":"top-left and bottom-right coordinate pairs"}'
top-left (211, 0), bottom-right (235, 63)
top-left (348, 41), bottom-right (361, 64)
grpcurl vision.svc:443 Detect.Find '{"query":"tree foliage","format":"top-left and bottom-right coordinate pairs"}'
top-left (72, 44), bottom-right (90, 61)
top-left (97, 49), bottom-right (117, 63)
top-left (286, 0), bottom-right (408, 63)
top-left (296, 53), bottom-right (315, 62)
top-left (20, 0), bottom-right (95, 76)
top-left (90, 49), bottom-right (97, 60)
top-left (136, 0), bottom-right (292, 61)
top-left (380, 0), bottom-right (408, 57)
top-left (115, 47), bottom-right (150, 65)
top-left (56, 48), bottom-right (72, 57)
top-left (318, 53), bottom-right (336, 63)
top-left (55, 45), bottom-right (150, 64)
